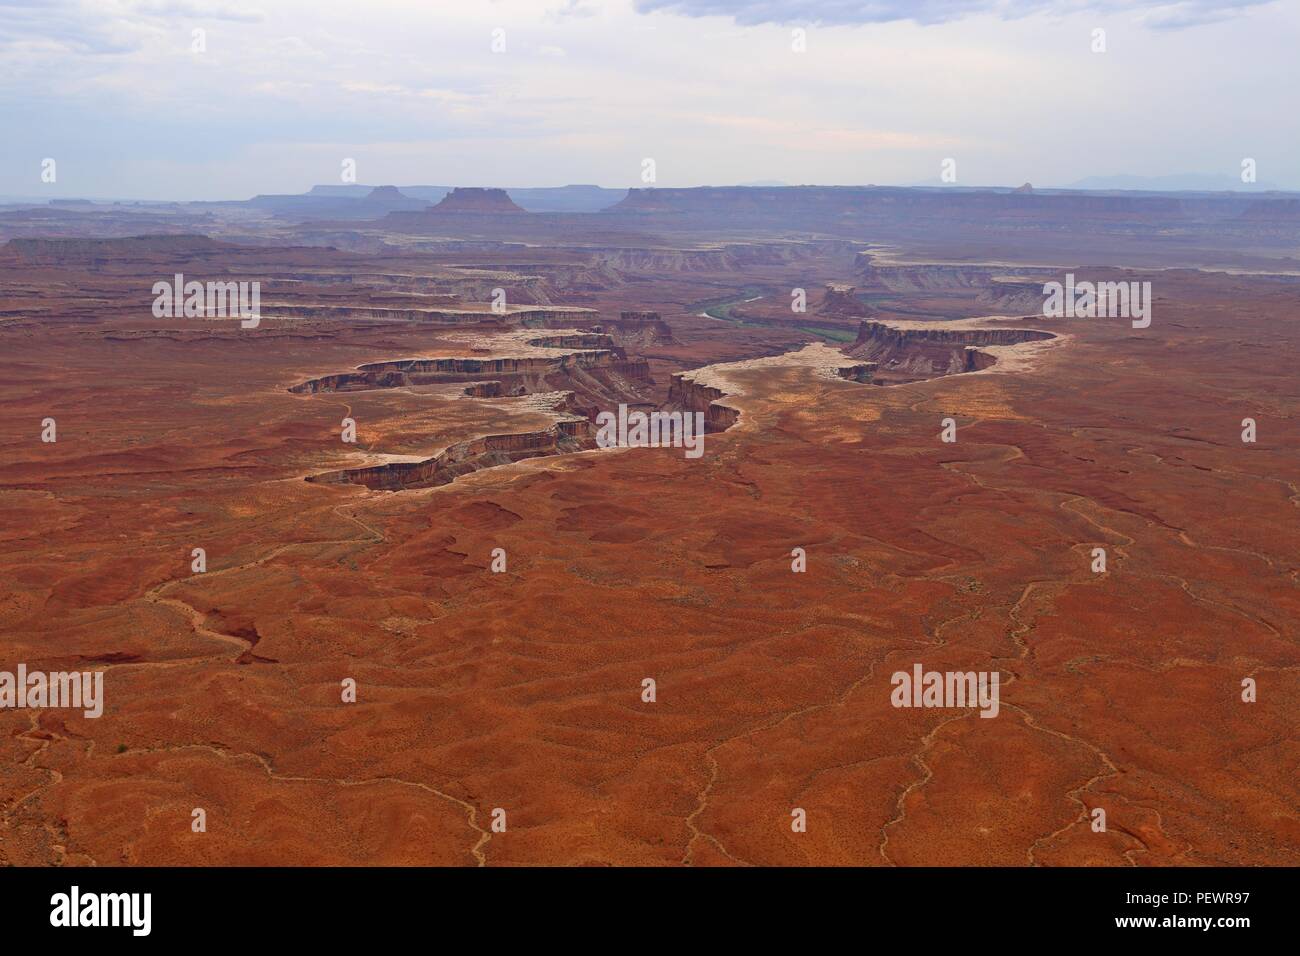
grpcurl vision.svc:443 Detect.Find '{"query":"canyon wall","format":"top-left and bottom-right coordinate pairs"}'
top-left (308, 420), bottom-right (594, 492)
top-left (665, 374), bottom-right (741, 432)
top-left (846, 321), bottom-right (1055, 378)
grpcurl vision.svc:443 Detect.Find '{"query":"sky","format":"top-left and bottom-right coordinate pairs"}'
top-left (0, 0), bottom-right (1295, 200)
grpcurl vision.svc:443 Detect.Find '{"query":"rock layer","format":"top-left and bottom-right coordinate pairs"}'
top-left (846, 320), bottom-right (1055, 380)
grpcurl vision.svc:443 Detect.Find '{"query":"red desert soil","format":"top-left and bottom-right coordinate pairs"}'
top-left (0, 227), bottom-right (1296, 866)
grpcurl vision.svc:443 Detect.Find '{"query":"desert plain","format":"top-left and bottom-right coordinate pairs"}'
top-left (0, 185), bottom-right (1296, 866)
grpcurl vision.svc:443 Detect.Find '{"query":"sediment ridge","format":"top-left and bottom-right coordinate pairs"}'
top-left (288, 332), bottom-right (648, 397)
top-left (307, 415), bottom-right (593, 492)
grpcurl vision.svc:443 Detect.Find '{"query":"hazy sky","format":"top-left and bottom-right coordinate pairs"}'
top-left (1, 0), bottom-right (1295, 199)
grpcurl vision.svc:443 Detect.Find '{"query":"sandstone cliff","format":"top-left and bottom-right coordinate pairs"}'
top-left (846, 321), bottom-right (1055, 379)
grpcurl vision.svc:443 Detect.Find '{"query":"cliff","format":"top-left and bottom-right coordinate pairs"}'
top-left (2, 235), bottom-right (228, 265)
top-left (664, 375), bottom-right (740, 432)
top-left (607, 310), bottom-right (680, 347)
top-left (819, 284), bottom-right (872, 317)
top-left (604, 186), bottom-right (1300, 245)
top-left (308, 419), bottom-right (594, 492)
top-left (846, 321), bottom-right (1055, 379)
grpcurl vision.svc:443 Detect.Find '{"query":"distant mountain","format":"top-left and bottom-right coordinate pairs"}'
top-left (430, 187), bottom-right (525, 214)
top-left (384, 184), bottom-right (626, 211)
top-left (395, 185), bottom-right (452, 202)
top-left (505, 185), bottom-right (626, 212)
top-left (293, 184), bottom-right (623, 211)
top-left (306, 184), bottom-right (375, 197)
top-left (248, 185), bottom-right (429, 218)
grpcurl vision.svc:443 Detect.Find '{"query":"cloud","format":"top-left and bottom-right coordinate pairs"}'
top-left (550, 0), bottom-right (601, 17)
top-left (632, 0), bottom-right (1271, 29)
top-left (0, 1), bottom-right (146, 54)
top-left (1136, 0), bottom-right (1258, 27)
top-left (0, 0), bottom-right (263, 54)
top-left (1, 0), bottom-right (1293, 197)
top-left (131, 0), bottom-right (265, 22)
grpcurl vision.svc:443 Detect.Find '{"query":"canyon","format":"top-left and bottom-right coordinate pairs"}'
top-left (0, 186), bottom-right (1296, 869)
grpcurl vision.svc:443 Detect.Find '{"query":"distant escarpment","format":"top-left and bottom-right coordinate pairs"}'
top-left (609, 186), bottom-right (1293, 224)
top-left (1, 235), bottom-right (230, 265)
top-left (854, 254), bottom-right (1059, 305)
top-left (846, 321), bottom-right (1055, 381)
top-left (589, 241), bottom-right (843, 274)
top-left (248, 185), bottom-right (429, 218)
top-left (605, 186), bottom-right (1300, 245)
top-left (612, 186), bottom-right (1199, 227)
